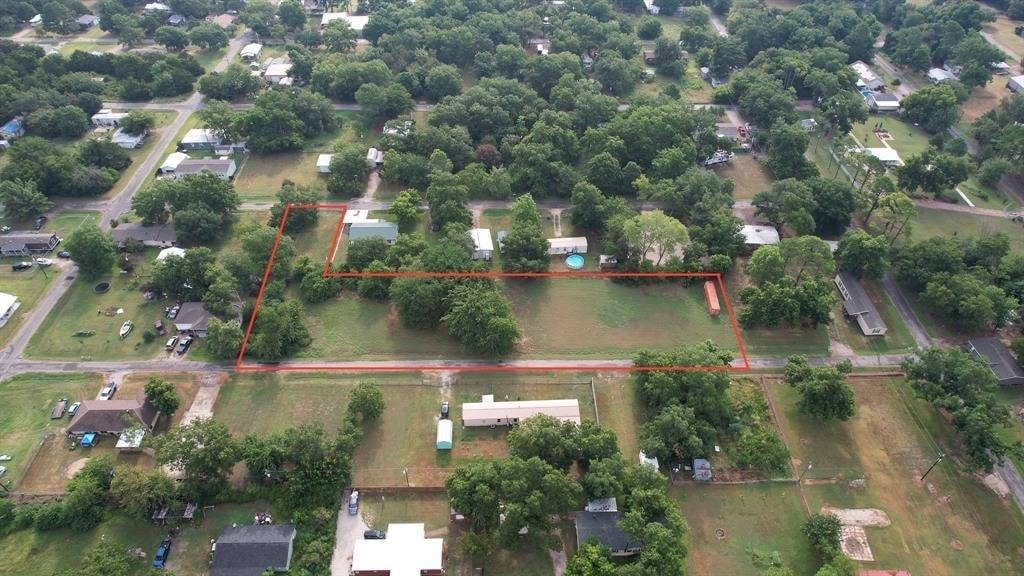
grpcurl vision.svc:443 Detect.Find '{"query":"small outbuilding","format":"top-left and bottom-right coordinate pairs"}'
top-left (111, 128), bottom-right (146, 149)
top-left (739, 225), bottom-right (780, 250)
top-left (865, 147), bottom-right (902, 166)
top-left (693, 458), bottom-right (713, 481)
top-left (547, 237), bottom-right (588, 255)
top-left (155, 247), bottom-right (186, 262)
top-left (240, 43), bottom-right (263, 61)
top-left (366, 147), bottom-right (384, 167)
top-left (704, 280), bottom-right (721, 317)
top-left (321, 12), bottom-right (369, 36)
top-left (351, 523), bottom-right (444, 576)
top-left (91, 111), bottom-right (128, 127)
top-left (1008, 75), bottom-right (1024, 94)
top-left (436, 419), bottom-right (453, 450)
top-left (469, 228), bottom-right (494, 260)
top-left (264, 62), bottom-right (292, 84)
top-left (927, 67), bottom-right (956, 84)
top-left (77, 14), bottom-right (99, 29)
top-left (599, 255), bottom-right (618, 269)
top-left (638, 450), bottom-right (659, 471)
top-left (965, 338), bottom-right (1024, 386)
top-left (316, 153), bottom-right (333, 173)
top-left (575, 510), bottom-right (643, 557)
top-left (1, 116), bottom-right (24, 140)
top-left (990, 61), bottom-right (1011, 75)
top-left (867, 92), bottom-right (901, 112)
top-left (0, 292), bottom-right (21, 329)
top-left (834, 271), bottom-right (888, 337)
top-left (159, 151), bottom-right (190, 173)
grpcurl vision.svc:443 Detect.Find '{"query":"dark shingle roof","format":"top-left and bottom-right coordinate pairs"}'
top-left (110, 222), bottom-right (178, 244)
top-left (211, 525), bottom-right (296, 576)
top-left (966, 338), bottom-right (1024, 385)
top-left (174, 302), bottom-right (209, 332)
top-left (575, 511), bottom-right (642, 553)
top-left (835, 272), bottom-right (887, 333)
top-left (67, 399), bottom-right (160, 434)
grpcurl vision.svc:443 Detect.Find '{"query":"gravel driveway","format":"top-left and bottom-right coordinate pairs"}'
top-left (330, 490), bottom-right (369, 576)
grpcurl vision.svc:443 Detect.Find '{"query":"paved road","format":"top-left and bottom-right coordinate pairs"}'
top-left (981, 31), bottom-right (1021, 63)
top-left (880, 273), bottom-right (931, 349)
top-left (995, 457), bottom-right (1024, 518)
top-left (709, 12), bottom-right (729, 37)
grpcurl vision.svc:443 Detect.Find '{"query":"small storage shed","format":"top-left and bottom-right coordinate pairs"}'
top-left (704, 280), bottom-right (721, 317)
top-left (436, 419), bottom-right (453, 450)
top-left (469, 228), bottom-right (493, 260)
top-left (316, 154), bottom-right (333, 173)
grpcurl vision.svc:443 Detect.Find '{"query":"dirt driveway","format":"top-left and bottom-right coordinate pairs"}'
top-left (331, 490), bottom-right (369, 576)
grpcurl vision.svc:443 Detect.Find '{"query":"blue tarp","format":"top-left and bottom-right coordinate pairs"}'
top-left (1, 118), bottom-right (22, 134)
top-left (81, 433), bottom-right (97, 447)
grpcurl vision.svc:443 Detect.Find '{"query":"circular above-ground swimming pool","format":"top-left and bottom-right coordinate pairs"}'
top-left (565, 254), bottom-right (585, 270)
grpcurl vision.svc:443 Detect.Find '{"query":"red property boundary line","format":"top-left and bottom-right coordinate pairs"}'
top-left (235, 203), bottom-right (751, 373)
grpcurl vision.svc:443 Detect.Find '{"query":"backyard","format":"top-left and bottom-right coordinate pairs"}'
top-left (908, 207), bottom-right (1024, 254)
top-left (713, 154), bottom-right (774, 200)
top-left (768, 377), bottom-right (1024, 575)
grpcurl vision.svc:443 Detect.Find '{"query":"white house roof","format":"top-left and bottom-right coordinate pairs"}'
top-left (352, 523), bottom-right (444, 576)
top-left (316, 153), bottom-right (333, 168)
top-left (865, 147), bottom-right (901, 164)
top-left (181, 128), bottom-right (222, 146)
top-left (160, 151), bottom-right (190, 171)
top-left (547, 237), bottom-right (588, 250)
top-left (91, 111), bottom-right (128, 122)
top-left (462, 398), bottom-right (581, 424)
top-left (155, 247), bottom-right (186, 262)
top-left (264, 63), bottom-right (292, 78)
top-left (927, 68), bottom-right (956, 83)
top-left (144, 2), bottom-right (170, 10)
top-left (1010, 74), bottom-right (1024, 86)
top-left (115, 428), bottom-right (146, 449)
top-left (0, 292), bottom-right (18, 315)
top-left (111, 128), bottom-right (145, 146)
top-left (240, 43), bottom-right (263, 58)
top-left (469, 228), bottom-right (493, 252)
top-left (322, 12), bottom-right (368, 31)
top-left (343, 209), bottom-right (379, 225)
top-left (739, 225), bottom-right (780, 245)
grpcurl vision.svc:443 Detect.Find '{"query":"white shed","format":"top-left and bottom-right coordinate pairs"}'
top-left (316, 154), bottom-right (333, 173)
top-left (739, 225), bottom-right (780, 247)
top-left (547, 237), bottom-right (588, 255)
top-left (469, 228), bottom-right (493, 260)
top-left (436, 419), bottom-right (453, 450)
top-left (865, 147), bottom-right (902, 166)
top-left (1008, 75), bottom-right (1024, 94)
top-left (366, 147), bottom-right (384, 167)
top-left (0, 292), bottom-right (21, 329)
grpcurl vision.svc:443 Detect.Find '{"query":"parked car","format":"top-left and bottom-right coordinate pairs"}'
top-left (176, 336), bottom-right (193, 355)
top-left (32, 215), bottom-right (47, 230)
top-left (166, 305), bottom-right (180, 320)
top-left (57, 250), bottom-right (71, 259)
top-left (347, 490), bottom-right (359, 515)
top-left (440, 401), bottom-right (449, 419)
top-left (99, 383), bottom-right (117, 400)
top-left (0, 466), bottom-right (6, 477)
top-left (34, 258), bottom-right (52, 266)
top-left (364, 530), bottom-right (386, 539)
top-left (152, 538), bottom-right (172, 569)
top-left (165, 336), bottom-right (179, 351)
top-left (0, 455), bottom-right (11, 461)
top-left (67, 402), bottom-right (81, 417)
top-left (11, 262), bottom-right (32, 271)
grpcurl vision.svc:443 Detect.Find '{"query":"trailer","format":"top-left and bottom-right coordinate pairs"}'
top-left (703, 150), bottom-right (735, 167)
top-left (704, 281), bottom-right (721, 317)
top-left (51, 398), bottom-right (68, 419)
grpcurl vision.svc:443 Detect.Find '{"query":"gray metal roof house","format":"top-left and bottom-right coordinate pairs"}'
top-left (574, 511), bottom-right (643, 557)
top-left (0, 232), bottom-right (60, 257)
top-left (172, 158), bottom-right (237, 180)
top-left (348, 221), bottom-right (398, 244)
top-left (211, 524), bottom-right (297, 576)
top-left (965, 338), bottom-right (1024, 386)
top-left (174, 302), bottom-right (210, 336)
top-left (110, 222), bottom-right (177, 247)
top-left (834, 271), bottom-right (887, 337)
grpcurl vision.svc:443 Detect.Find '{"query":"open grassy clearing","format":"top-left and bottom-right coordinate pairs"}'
top-left (984, 14), bottom-right (1024, 60)
top-left (993, 386), bottom-right (1024, 478)
top-left (851, 114), bottom-right (931, 160)
top-left (58, 41), bottom-right (119, 56)
top-left (0, 373), bottom-right (102, 489)
top-left (769, 377), bottom-right (1024, 575)
top-left (289, 279), bottom-right (739, 361)
top-left (961, 77), bottom-right (1013, 123)
top-left (830, 277), bottom-right (916, 355)
top-left (189, 46), bottom-right (227, 71)
top-left (712, 154), bottom-right (773, 199)
top-left (674, 483), bottom-right (816, 576)
top-left (909, 206), bottom-right (1024, 254)
top-left (957, 175), bottom-right (1021, 211)
top-left (0, 501), bottom-right (269, 576)
top-left (24, 250), bottom-right (181, 361)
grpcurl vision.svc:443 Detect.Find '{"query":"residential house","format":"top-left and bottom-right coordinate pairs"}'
top-left (867, 92), bottom-right (900, 112)
top-left (1008, 75), bottom-right (1024, 94)
top-left (739, 225), bottom-right (780, 251)
top-left (111, 128), bottom-right (146, 149)
top-left (342, 209), bottom-right (378, 231)
top-left (180, 128), bottom-right (223, 150)
top-left (0, 292), bottom-right (21, 329)
top-left (240, 43), bottom-right (263, 61)
top-left (527, 37), bottom-right (551, 56)
top-left (581, 52), bottom-right (594, 71)
top-left (349, 221), bottom-right (398, 244)
top-left (834, 271), bottom-right (888, 336)
top-left (29, 14), bottom-right (42, 26)
top-left (461, 397), bottom-right (581, 427)
top-left (575, 511), bottom-right (643, 557)
top-left (351, 523), bottom-right (444, 576)
top-left (76, 14), bottom-right (99, 29)
top-left (211, 524), bottom-right (297, 576)
top-left (965, 338), bottom-right (1024, 385)
top-left (91, 111), bottom-right (129, 127)
top-left (110, 222), bottom-right (177, 248)
top-left (264, 62), bottom-right (292, 84)
top-left (173, 302), bottom-right (211, 336)
top-left (865, 147), bottom-right (901, 166)
top-left (850, 60), bottom-right (885, 91)
top-left (320, 12), bottom-right (368, 37)
top-left (66, 398), bottom-right (160, 436)
top-left (469, 228), bottom-right (494, 260)
top-left (167, 14), bottom-right (186, 26)
top-left (547, 237), bottom-right (588, 255)
top-left (316, 153), bottom-right (333, 173)
top-left (927, 67), bottom-right (956, 84)
top-left (643, 0), bottom-right (660, 14)
top-left (172, 158), bottom-right (237, 180)
top-left (990, 61), bottom-right (1012, 75)
top-left (0, 232), bottom-right (60, 257)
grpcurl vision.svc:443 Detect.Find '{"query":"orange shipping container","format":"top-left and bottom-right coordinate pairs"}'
top-left (704, 280), bottom-right (721, 316)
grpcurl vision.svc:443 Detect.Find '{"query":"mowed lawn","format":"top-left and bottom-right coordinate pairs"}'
top-left (831, 278), bottom-right (916, 355)
top-left (712, 154), bottom-right (774, 200)
top-left (674, 483), bottom-right (817, 575)
top-left (25, 252), bottom-right (174, 361)
top-left (851, 114), bottom-right (931, 160)
top-left (768, 378), bottom-right (1024, 575)
top-left (292, 279), bottom-right (738, 361)
top-left (909, 207), bottom-right (1024, 254)
top-left (0, 373), bottom-right (102, 489)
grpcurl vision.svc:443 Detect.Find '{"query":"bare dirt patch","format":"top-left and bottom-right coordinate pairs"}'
top-left (840, 525), bottom-right (875, 561)
top-left (63, 457), bottom-right (89, 479)
top-left (822, 506), bottom-right (892, 527)
top-left (961, 81), bottom-right (1011, 122)
top-left (982, 473), bottom-right (1011, 499)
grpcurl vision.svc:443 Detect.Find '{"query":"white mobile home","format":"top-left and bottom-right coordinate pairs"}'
top-left (461, 397), bottom-right (581, 427)
top-left (316, 154), bottom-right (333, 173)
top-left (547, 237), bottom-right (588, 255)
top-left (469, 228), bottom-right (494, 260)
top-left (91, 111), bottom-right (129, 127)
top-left (240, 43), bottom-right (263, 61)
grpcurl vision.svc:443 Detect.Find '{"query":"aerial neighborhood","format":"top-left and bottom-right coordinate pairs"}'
top-left (3, 0), bottom-right (1024, 575)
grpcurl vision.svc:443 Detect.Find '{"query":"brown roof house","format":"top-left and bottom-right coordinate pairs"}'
top-left (66, 398), bottom-right (160, 437)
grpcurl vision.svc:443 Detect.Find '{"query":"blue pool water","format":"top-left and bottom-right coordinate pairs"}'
top-left (565, 254), bottom-right (585, 270)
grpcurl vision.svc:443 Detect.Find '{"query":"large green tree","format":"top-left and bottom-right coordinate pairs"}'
top-left (144, 377), bottom-right (180, 417)
top-left (501, 194), bottom-right (549, 272)
top-left (65, 223), bottom-right (117, 280)
top-left (152, 417), bottom-right (239, 493)
top-left (442, 283), bottom-right (521, 356)
top-left (784, 356), bottom-right (856, 421)
top-left (0, 179), bottom-right (52, 221)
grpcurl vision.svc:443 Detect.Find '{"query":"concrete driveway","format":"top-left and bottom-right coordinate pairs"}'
top-left (330, 490), bottom-right (369, 576)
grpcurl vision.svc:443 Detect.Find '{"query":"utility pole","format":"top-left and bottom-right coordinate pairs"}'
top-left (920, 453), bottom-right (945, 482)
top-left (798, 462), bottom-right (813, 483)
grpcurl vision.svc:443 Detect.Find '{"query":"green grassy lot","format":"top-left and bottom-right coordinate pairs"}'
top-left (993, 386), bottom-right (1024, 479)
top-left (909, 207), bottom-right (1024, 254)
top-left (24, 251), bottom-right (177, 361)
top-left (957, 176), bottom-right (1020, 212)
top-left (59, 41), bottom-right (118, 56)
top-left (850, 114), bottom-right (931, 161)
top-left (0, 502), bottom-right (270, 576)
top-left (674, 482), bottom-right (816, 575)
top-left (830, 277), bottom-right (916, 355)
top-left (768, 377), bottom-right (1024, 575)
top-left (984, 14), bottom-right (1024, 60)
top-left (714, 154), bottom-right (773, 199)
top-left (0, 211), bottom-right (99, 346)
top-left (0, 372), bottom-right (102, 488)
top-left (189, 46), bottom-right (227, 71)
top-left (290, 279), bottom-right (739, 361)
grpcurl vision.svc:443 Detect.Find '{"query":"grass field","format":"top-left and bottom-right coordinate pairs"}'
top-left (909, 207), bottom-right (1024, 254)
top-left (59, 41), bottom-right (118, 56)
top-left (674, 483), bottom-right (817, 575)
top-left (713, 154), bottom-right (773, 199)
top-left (830, 278), bottom-right (916, 355)
top-left (958, 176), bottom-right (1021, 211)
top-left (0, 502), bottom-right (269, 576)
top-left (290, 279), bottom-right (739, 361)
top-left (768, 377), bottom-right (1024, 575)
top-left (984, 14), bottom-right (1024, 60)
top-left (24, 251), bottom-right (177, 361)
top-left (851, 114), bottom-right (931, 160)
top-left (0, 373), bottom-right (102, 489)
